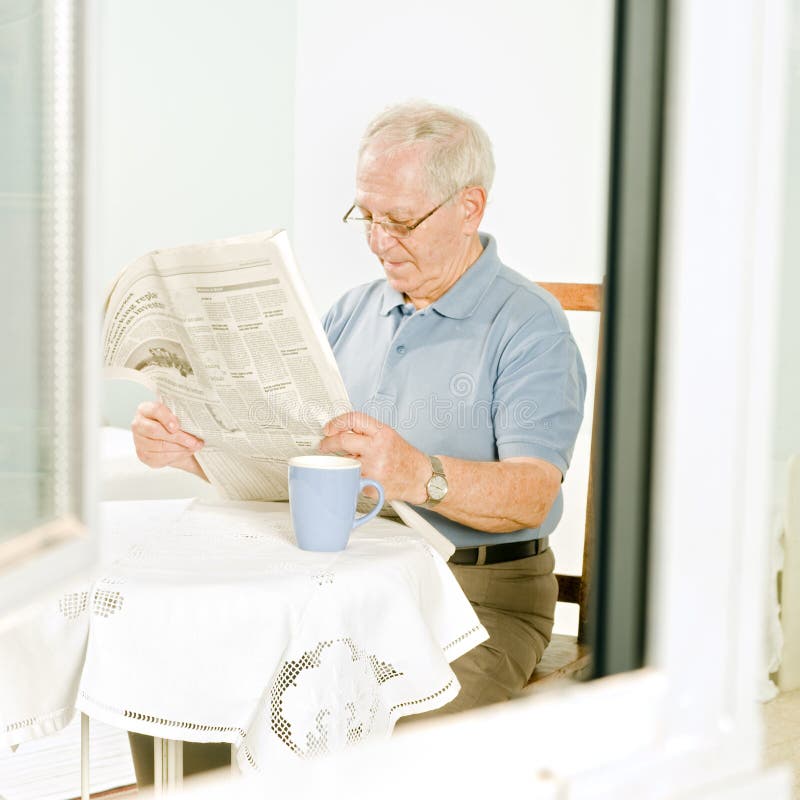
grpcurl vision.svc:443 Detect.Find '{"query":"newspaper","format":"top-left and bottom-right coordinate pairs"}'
top-left (102, 230), bottom-right (455, 560)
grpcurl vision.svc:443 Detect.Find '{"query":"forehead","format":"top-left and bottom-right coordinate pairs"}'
top-left (355, 142), bottom-right (432, 214)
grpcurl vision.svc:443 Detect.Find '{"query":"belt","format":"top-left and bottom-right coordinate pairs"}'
top-left (449, 537), bottom-right (549, 566)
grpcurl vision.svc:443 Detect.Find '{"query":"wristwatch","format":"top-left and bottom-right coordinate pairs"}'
top-left (423, 455), bottom-right (448, 508)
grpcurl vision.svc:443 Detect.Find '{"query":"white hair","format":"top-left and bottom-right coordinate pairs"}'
top-left (358, 100), bottom-right (495, 201)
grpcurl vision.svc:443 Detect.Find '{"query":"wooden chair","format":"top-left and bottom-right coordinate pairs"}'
top-left (525, 281), bottom-right (603, 689)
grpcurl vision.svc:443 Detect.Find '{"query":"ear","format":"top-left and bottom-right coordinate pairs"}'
top-left (460, 186), bottom-right (487, 235)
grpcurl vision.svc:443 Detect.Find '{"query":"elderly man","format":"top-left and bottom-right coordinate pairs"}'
top-left (130, 101), bottom-right (585, 779)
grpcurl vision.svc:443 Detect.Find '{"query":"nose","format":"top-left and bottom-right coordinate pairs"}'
top-left (366, 222), bottom-right (399, 255)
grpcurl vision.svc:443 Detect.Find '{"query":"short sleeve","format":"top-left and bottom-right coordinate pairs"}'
top-left (493, 326), bottom-right (587, 476)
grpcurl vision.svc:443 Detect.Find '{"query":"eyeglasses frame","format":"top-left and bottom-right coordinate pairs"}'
top-left (342, 191), bottom-right (458, 239)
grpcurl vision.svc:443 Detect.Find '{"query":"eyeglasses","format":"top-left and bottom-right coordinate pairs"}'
top-left (342, 193), bottom-right (456, 239)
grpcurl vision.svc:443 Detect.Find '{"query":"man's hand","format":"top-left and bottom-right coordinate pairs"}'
top-left (131, 401), bottom-right (206, 478)
top-left (319, 412), bottom-right (430, 503)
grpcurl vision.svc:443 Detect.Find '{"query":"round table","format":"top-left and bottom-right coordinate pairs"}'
top-left (1, 498), bottom-right (487, 781)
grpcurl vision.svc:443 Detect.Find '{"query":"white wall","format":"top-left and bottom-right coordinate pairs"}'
top-left (293, 0), bottom-right (613, 312)
top-left (293, 0), bottom-right (613, 613)
top-left (92, 0), bottom-right (297, 424)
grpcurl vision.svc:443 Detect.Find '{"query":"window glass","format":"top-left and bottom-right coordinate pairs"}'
top-left (0, 1), bottom-right (52, 542)
top-left (0, 0), bottom-right (84, 558)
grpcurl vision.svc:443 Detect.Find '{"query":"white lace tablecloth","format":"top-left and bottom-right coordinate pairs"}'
top-left (0, 499), bottom-right (487, 771)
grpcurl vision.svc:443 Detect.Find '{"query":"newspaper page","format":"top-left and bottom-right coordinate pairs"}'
top-left (102, 230), bottom-right (352, 501)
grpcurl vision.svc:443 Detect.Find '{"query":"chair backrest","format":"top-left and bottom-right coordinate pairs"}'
top-left (537, 282), bottom-right (603, 644)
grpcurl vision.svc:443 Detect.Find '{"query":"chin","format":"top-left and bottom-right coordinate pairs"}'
top-left (385, 274), bottom-right (410, 293)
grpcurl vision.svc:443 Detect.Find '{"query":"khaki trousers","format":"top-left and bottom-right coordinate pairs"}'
top-left (128, 547), bottom-right (557, 785)
top-left (407, 546), bottom-right (558, 718)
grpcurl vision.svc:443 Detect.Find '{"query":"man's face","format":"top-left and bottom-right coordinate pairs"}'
top-left (355, 142), bottom-right (473, 302)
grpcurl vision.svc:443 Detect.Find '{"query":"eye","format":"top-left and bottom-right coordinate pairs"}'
top-left (357, 205), bottom-right (409, 224)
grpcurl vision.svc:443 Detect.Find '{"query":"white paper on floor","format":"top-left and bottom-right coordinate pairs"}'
top-left (0, 715), bottom-right (135, 800)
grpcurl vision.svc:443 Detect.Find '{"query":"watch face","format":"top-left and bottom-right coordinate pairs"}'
top-left (427, 475), bottom-right (448, 500)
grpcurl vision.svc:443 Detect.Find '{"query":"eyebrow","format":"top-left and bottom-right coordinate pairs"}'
top-left (354, 202), bottom-right (416, 220)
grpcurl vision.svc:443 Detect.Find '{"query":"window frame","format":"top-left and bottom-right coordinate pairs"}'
top-left (0, 0), bottom-right (97, 614)
top-left (456, 0), bottom-right (790, 793)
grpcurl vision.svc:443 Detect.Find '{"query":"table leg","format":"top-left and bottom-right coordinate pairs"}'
top-left (154, 737), bottom-right (184, 795)
top-left (80, 713), bottom-right (89, 800)
top-left (154, 737), bottom-right (163, 794)
top-left (168, 739), bottom-right (183, 790)
top-left (231, 743), bottom-right (239, 775)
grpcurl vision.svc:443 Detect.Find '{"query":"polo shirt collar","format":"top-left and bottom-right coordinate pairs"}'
top-left (431, 233), bottom-right (500, 319)
top-left (379, 283), bottom-right (406, 315)
top-left (378, 233), bottom-right (501, 319)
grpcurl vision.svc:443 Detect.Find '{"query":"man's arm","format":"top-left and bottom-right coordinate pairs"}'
top-left (428, 455), bottom-right (561, 533)
top-left (319, 412), bottom-right (561, 533)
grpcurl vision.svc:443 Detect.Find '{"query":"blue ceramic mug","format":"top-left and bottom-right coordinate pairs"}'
top-left (288, 455), bottom-right (385, 551)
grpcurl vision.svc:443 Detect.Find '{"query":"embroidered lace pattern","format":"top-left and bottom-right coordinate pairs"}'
top-left (388, 679), bottom-right (455, 717)
top-left (59, 591), bottom-right (89, 619)
top-left (92, 588), bottom-right (124, 618)
top-left (4, 707), bottom-right (72, 734)
top-left (269, 638), bottom-right (403, 759)
top-left (443, 625), bottom-right (483, 654)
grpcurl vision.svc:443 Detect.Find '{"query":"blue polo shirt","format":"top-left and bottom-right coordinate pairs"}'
top-left (322, 233), bottom-right (586, 548)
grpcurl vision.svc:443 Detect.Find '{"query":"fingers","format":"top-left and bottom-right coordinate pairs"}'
top-left (138, 435), bottom-right (198, 454)
top-left (132, 415), bottom-right (203, 449)
top-left (135, 437), bottom-right (191, 465)
top-left (134, 433), bottom-right (201, 469)
top-left (137, 400), bottom-right (180, 434)
top-left (322, 412), bottom-right (383, 437)
top-left (319, 430), bottom-right (367, 457)
top-left (132, 401), bottom-right (204, 468)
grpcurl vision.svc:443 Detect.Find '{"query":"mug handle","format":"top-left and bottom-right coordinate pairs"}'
top-left (352, 479), bottom-right (385, 528)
